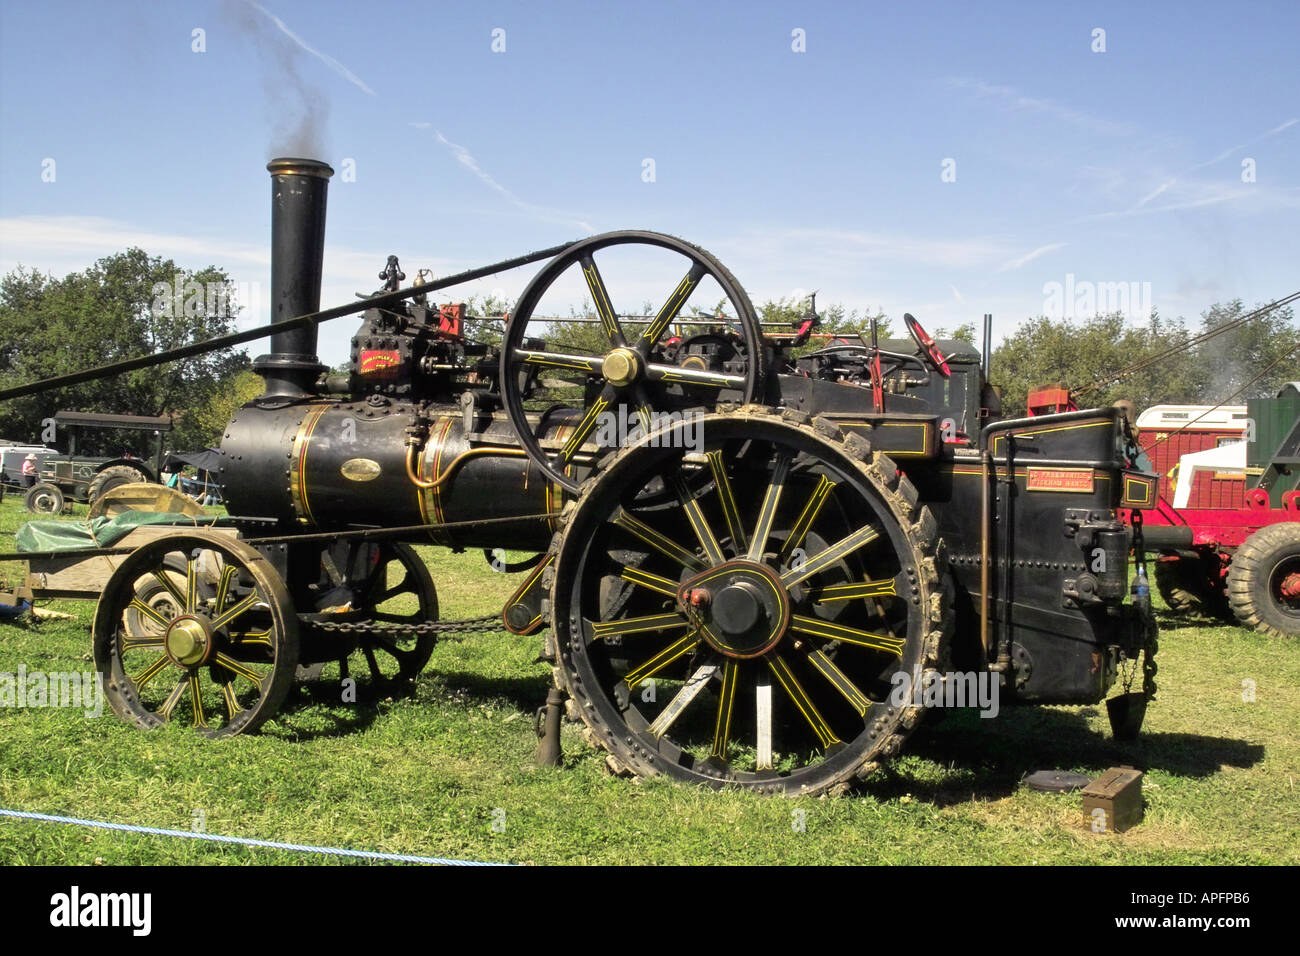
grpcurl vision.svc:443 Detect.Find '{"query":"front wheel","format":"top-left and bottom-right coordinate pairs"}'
top-left (93, 531), bottom-right (299, 736)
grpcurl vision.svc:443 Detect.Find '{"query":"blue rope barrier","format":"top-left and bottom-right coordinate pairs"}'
top-left (0, 807), bottom-right (505, 866)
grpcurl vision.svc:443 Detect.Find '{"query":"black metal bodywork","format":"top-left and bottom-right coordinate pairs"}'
top-left (214, 157), bottom-right (1154, 712)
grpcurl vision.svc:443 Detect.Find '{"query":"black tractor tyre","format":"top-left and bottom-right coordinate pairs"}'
top-left (24, 482), bottom-right (65, 514)
top-left (1227, 523), bottom-right (1300, 639)
top-left (88, 465), bottom-right (150, 504)
top-left (1153, 554), bottom-right (1231, 620)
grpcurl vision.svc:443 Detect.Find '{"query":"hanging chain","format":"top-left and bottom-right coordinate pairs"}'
top-left (303, 614), bottom-right (502, 637)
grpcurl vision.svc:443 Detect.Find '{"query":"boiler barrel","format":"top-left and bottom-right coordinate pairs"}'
top-left (219, 402), bottom-right (570, 551)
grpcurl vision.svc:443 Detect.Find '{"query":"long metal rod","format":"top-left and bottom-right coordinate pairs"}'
top-left (0, 240), bottom-right (581, 402)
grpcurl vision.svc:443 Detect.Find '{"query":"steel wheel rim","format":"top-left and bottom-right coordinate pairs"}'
top-left (552, 413), bottom-right (939, 792)
top-left (93, 533), bottom-right (298, 737)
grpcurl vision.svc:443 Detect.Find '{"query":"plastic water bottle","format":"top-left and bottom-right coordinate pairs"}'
top-left (1131, 564), bottom-right (1150, 615)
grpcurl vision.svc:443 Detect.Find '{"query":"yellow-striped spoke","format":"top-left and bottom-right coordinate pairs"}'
top-left (644, 364), bottom-right (745, 390)
top-left (778, 475), bottom-right (837, 563)
top-left (710, 660), bottom-right (739, 760)
top-left (131, 653), bottom-right (170, 690)
top-left (189, 673), bottom-right (207, 728)
top-left (184, 557), bottom-right (199, 614)
top-left (229, 628), bottom-right (272, 648)
top-left (747, 453), bottom-right (792, 561)
top-left (121, 633), bottom-right (164, 650)
top-left (221, 681), bottom-right (243, 719)
top-left (706, 450), bottom-right (747, 554)
top-left (210, 593), bottom-right (259, 631)
top-left (670, 471), bottom-right (725, 565)
top-left (213, 564), bottom-right (237, 616)
top-left (558, 392), bottom-right (612, 464)
top-left (157, 678), bottom-right (188, 720)
top-left (805, 648), bottom-right (872, 716)
top-left (813, 576), bottom-right (900, 604)
top-left (128, 598), bottom-right (170, 629)
top-left (767, 655), bottom-right (841, 749)
top-left (632, 384), bottom-right (655, 436)
top-left (151, 569), bottom-right (186, 608)
top-left (213, 652), bottom-right (268, 689)
top-left (612, 509), bottom-right (707, 571)
top-left (515, 349), bottom-right (605, 376)
top-left (581, 254), bottom-right (626, 346)
top-left (790, 614), bottom-right (905, 657)
top-left (617, 564), bottom-right (680, 597)
top-left (622, 632), bottom-right (701, 690)
top-left (591, 612), bottom-right (689, 641)
top-left (641, 262), bottom-right (707, 347)
top-left (780, 525), bottom-right (881, 588)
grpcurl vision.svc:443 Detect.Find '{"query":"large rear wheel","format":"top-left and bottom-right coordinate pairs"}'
top-left (546, 406), bottom-right (952, 795)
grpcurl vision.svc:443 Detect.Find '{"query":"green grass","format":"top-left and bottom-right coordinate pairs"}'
top-left (0, 494), bottom-right (1296, 865)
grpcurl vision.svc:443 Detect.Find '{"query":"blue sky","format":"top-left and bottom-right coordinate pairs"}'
top-left (2, 0), bottom-right (1297, 365)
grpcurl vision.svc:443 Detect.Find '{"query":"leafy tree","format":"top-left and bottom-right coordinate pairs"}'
top-left (934, 321), bottom-right (977, 345)
top-left (188, 369), bottom-right (264, 448)
top-left (987, 301), bottom-right (1297, 417)
top-left (0, 249), bottom-right (251, 453)
top-left (755, 296), bottom-right (891, 358)
top-left (1192, 300), bottom-right (1297, 402)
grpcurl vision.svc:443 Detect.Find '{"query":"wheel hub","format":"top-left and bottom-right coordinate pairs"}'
top-left (678, 561), bottom-right (790, 659)
top-left (602, 347), bottom-right (642, 387)
top-left (164, 615), bottom-right (214, 668)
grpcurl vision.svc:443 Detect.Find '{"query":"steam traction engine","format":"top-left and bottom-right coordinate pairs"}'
top-left (43, 159), bottom-right (1160, 795)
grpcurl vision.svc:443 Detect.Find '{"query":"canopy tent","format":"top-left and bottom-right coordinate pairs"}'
top-left (162, 448), bottom-right (223, 474)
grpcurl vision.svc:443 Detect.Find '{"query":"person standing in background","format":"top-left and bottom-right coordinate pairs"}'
top-left (21, 454), bottom-right (37, 488)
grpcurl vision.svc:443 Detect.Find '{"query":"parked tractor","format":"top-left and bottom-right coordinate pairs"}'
top-left (1131, 386), bottom-right (1300, 638)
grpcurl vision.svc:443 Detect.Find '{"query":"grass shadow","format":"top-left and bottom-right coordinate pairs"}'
top-left (861, 704), bottom-right (1265, 806)
top-left (426, 669), bottom-right (553, 714)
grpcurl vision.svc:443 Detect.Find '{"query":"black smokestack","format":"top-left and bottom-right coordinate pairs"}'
top-left (254, 157), bottom-right (333, 401)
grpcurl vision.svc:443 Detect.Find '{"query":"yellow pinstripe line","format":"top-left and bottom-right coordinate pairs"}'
top-left (790, 614), bottom-right (904, 657)
top-left (806, 649), bottom-right (871, 716)
top-left (622, 633), bottom-right (700, 688)
top-left (767, 656), bottom-right (840, 748)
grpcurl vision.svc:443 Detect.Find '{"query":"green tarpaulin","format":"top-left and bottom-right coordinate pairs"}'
top-left (15, 511), bottom-right (222, 553)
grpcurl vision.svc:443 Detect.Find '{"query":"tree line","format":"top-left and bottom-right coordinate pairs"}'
top-left (2, 250), bottom-right (1294, 450)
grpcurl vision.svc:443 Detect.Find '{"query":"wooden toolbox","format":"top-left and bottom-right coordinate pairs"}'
top-left (1082, 766), bottom-right (1143, 833)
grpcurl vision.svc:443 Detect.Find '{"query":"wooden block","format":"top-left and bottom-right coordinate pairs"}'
top-left (1082, 766), bottom-right (1143, 833)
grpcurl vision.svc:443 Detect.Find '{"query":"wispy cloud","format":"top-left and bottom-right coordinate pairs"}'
top-left (946, 78), bottom-right (1133, 136)
top-left (244, 1), bottom-right (376, 96)
top-left (432, 130), bottom-right (595, 234)
top-left (1189, 117), bottom-right (1297, 170)
top-left (1137, 179), bottom-right (1176, 207)
top-left (998, 242), bottom-right (1066, 272)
